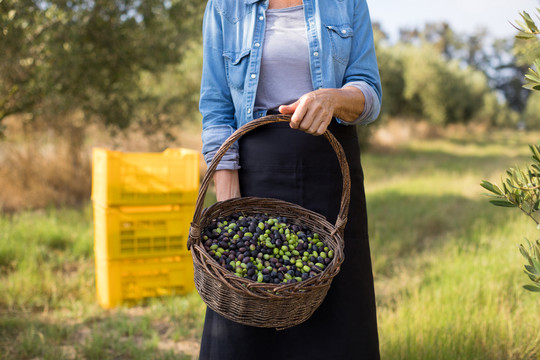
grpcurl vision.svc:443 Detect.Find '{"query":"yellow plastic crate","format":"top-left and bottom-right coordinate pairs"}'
top-left (91, 148), bottom-right (200, 206)
top-left (95, 255), bottom-right (195, 309)
top-left (93, 204), bottom-right (194, 260)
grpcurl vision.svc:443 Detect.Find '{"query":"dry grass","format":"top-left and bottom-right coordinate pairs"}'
top-left (0, 143), bottom-right (92, 213)
top-left (0, 113), bottom-right (513, 213)
top-left (0, 114), bottom-right (204, 213)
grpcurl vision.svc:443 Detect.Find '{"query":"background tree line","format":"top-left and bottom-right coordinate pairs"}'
top-left (2, 1), bottom-right (540, 134)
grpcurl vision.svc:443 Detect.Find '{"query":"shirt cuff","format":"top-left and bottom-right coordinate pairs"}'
top-left (201, 124), bottom-right (240, 170)
top-left (335, 81), bottom-right (381, 126)
top-left (204, 148), bottom-right (240, 171)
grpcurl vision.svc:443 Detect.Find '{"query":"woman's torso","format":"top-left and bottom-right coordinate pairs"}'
top-left (200, 0), bottom-right (368, 127)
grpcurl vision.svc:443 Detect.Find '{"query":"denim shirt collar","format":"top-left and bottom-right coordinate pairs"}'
top-left (244, 0), bottom-right (262, 4)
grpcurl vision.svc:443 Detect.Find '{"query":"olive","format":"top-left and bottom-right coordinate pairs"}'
top-left (203, 213), bottom-right (330, 285)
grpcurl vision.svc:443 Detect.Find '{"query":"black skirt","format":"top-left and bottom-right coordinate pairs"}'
top-left (199, 121), bottom-right (380, 360)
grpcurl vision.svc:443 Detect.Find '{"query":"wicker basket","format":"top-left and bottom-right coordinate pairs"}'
top-left (188, 114), bottom-right (350, 330)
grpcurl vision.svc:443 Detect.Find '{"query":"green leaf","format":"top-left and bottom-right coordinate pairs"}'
top-left (489, 200), bottom-right (517, 207)
top-left (531, 256), bottom-right (540, 271)
top-left (531, 144), bottom-right (540, 160)
top-left (523, 82), bottom-right (540, 91)
top-left (523, 284), bottom-right (540, 292)
top-left (524, 264), bottom-right (539, 275)
top-left (521, 11), bottom-right (540, 32)
top-left (516, 33), bottom-right (536, 40)
top-left (517, 169), bottom-right (529, 185)
top-left (480, 181), bottom-right (503, 195)
top-left (520, 244), bottom-right (532, 259)
top-left (525, 73), bottom-right (540, 82)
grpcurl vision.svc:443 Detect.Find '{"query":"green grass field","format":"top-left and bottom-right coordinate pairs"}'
top-left (1, 129), bottom-right (539, 359)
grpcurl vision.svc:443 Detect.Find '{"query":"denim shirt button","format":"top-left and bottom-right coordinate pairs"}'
top-left (250, 74), bottom-right (257, 79)
top-left (254, 42), bottom-right (261, 47)
top-left (247, 108), bottom-right (252, 114)
top-left (259, 15), bottom-right (264, 21)
top-left (313, 51), bottom-right (319, 57)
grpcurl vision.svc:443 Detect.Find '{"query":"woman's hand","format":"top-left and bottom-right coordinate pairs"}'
top-left (214, 169), bottom-right (241, 202)
top-left (278, 86), bottom-right (366, 135)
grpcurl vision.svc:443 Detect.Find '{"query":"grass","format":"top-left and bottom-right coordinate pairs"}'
top-left (0, 206), bottom-right (205, 359)
top-left (0, 128), bottom-right (539, 359)
top-left (365, 130), bottom-right (540, 360)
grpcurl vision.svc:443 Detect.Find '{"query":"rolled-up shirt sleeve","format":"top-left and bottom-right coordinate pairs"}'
top-left (335, 80), bottom-right (381, 126)
top-left (202, 125), bottom-right (240, 170)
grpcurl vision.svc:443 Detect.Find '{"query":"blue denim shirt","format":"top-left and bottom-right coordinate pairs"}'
top-left (200, 0), bottom-right (382, 169)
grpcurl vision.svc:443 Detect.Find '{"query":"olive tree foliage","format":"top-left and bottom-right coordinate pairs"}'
top-left (0, 0), bottom-right (205, 136)
top-left (481, 10), bottom-right (540, 293)
top-left (373, 24), bottom-right (514, 126)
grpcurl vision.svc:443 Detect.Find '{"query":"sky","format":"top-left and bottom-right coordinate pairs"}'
top-left (367, 0), bottom-right (540, 41)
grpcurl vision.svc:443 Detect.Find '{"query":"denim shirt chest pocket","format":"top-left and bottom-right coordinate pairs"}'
top-left (325, 24), bottom-right (353, 66)
top-left (223, 49), bottom-right (251, 90)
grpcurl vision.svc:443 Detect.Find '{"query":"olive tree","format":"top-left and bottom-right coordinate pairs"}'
top-left (0, 0), bottom-right (205, 132)
top-left (481, 10), bottom-right (540, 292)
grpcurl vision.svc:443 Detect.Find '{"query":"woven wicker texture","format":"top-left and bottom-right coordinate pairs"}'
top-left (188, 114), bottom-right (350, 330)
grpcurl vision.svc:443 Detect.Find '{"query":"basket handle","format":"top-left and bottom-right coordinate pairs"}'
top-left (188, 114), bottom-right (351, 249)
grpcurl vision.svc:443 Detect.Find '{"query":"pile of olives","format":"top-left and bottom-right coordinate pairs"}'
top-left (201, 213), bottom-right (334, 284)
